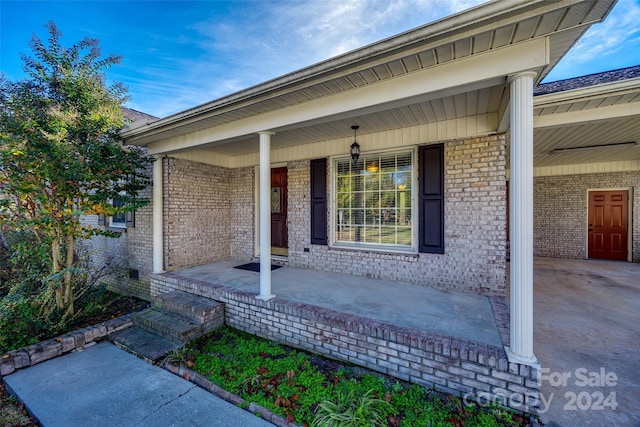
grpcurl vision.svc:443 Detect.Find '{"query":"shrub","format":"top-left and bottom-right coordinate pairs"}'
top-left (0, 295), bottom-right (42, 353)
top-left (0, 230), bottom-right (50, 298)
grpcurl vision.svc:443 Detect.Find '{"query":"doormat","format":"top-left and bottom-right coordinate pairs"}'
top-left (233, 262), bottom-right (282, 272)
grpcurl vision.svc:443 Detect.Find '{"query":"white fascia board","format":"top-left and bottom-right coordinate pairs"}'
top-left (534, 101), bottom-right (640, 129)
top-left (168, 149), bottom-right (233, 168)
top-left (532, 160), bottom-right (640, 177)
top-left (147, 38), bottom-right (548, 155)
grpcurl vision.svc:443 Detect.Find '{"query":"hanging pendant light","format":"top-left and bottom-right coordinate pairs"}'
top-left (350, 125), bottom-right (360, 164)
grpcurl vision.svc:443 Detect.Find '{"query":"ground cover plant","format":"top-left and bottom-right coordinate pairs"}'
top-left (0, 382), bottom-right (38, 427)
top-left (174, 326), bottom-right (531, 427)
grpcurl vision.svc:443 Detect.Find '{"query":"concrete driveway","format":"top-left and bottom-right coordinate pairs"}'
top-left (533, 257), bottom-right (640, 426)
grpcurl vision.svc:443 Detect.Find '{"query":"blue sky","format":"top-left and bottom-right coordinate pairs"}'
top-left (2, 0), bottom-right (639, 118)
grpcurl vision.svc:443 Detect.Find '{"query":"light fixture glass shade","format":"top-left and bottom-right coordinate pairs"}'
top-left (350, 141), bottom-right (360, 164)
top-left (350, 125), bottom-right (360, 164)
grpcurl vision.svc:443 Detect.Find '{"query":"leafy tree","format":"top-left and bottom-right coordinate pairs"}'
top-left (0, 22), bottom-right (153, 315)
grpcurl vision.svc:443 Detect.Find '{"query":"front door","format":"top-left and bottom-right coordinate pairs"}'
top-left (588, 190), bottom-right (628, 260)
top-left (271, 167), bottom-right (288, 256)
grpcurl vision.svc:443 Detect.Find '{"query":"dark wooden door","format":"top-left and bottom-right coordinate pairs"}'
top-left (271, 167), bottom-right (288, 249)
top-left (588, 190), bottom-right (628, 260)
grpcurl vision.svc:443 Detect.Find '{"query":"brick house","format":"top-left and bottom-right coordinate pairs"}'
top-left (86, 0), bottom-right (640, 413)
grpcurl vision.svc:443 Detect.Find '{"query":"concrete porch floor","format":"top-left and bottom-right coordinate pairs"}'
top-left (533, 257), bottom-right (640, 427)
top-left (175, 260), bottom-right (504, 348)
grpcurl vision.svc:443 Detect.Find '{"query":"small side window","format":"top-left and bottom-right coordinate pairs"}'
top-left (110, 198), bottom-right (127, 228)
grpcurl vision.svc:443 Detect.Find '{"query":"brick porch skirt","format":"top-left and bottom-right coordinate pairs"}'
top-left (151, 272), bottom-right (540, 415)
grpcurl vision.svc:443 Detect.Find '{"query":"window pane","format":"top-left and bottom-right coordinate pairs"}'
top-left (337, 160), bottom-right (351, 174)
top-left (380, 191), bottom-right (396, 209)
top-left (112, 198), bottom-right (126, 225)
top-left (397, 209), bottom-right (411, 226)
top-left (352, 174), bottom-right (363, 192)
top-left (352, 192), bottom-right (364, 209)
top-left (271, 188), bottom-right (281, 213)
top-left (364, 158), bottom-right (380, 174)
top-left (380, 227), bottom-right (397, 244)
top-left (365, 209), bottom-right (378, 225)
top-left (364, 191), bottom-right (378, 207)
top-left (337, 175), bottom-right (350, 191)
top-left (396, 227), bottom-right (412, 245)
top-left (380, 173), bottom-right (396, 190)
top-left (353, 209), bottom-right (364, 226)
top-left (364, 227), bottom-right (379, 244)
top-left (365, 174), bottom-right (379, 191)
top-left (380, 155), bottom-right (396, 172)
top-left (381, 209), bottom-right (395, 225)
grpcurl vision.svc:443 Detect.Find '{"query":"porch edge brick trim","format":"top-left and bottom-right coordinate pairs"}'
top-left (0, 315), bottom-right (133, 377)
top-left (489, 296), bottom-right (511, 348)
top-left (152, 273), bottom-right (541, 415)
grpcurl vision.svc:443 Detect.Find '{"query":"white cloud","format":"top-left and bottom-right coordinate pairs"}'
top-left (572, 1), bottom-right (640, 61)
top-left (178, 1), bottom-right (483, 97)
top-left (544, 0), bottom-right (640, 81)
top-left (126, 0), bottom-right (487, 116)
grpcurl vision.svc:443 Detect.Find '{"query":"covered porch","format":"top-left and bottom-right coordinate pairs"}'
top-left (149, 259), bottom-right (541, 413)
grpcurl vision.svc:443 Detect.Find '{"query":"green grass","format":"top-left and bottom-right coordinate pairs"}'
top-left (174, 327), bottom-right (531, 427)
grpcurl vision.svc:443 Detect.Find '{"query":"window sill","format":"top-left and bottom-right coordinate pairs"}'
top-left (108, 225), bottom-right (127, 232)
top-left (328, 244), bottom-right (419, 258)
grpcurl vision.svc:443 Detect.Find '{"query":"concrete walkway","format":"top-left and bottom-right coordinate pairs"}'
top-left (3, 342), bottom-right (273, 427)
top-left (534, 257), bottom-right (640, 427)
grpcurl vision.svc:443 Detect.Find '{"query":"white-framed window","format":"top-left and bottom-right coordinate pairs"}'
top-left (109, 198), bottom-right (127, 228)
top-left (333, 149), bottom-right (415, 251)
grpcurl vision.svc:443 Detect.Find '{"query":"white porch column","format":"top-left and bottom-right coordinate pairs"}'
top-left (257, 131), bottom-right (276, 301)
top-left (152, 156), bottom-right (164, 274)
top-left (508, 71), bottom-right (538, 365)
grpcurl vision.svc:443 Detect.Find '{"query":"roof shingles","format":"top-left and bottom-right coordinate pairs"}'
top-left (534, 65), bottom-right (640, 96)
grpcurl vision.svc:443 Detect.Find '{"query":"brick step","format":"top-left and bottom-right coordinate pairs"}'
top-left (154, 290), bottom-right (224, 324)
top-left (133, 308), bottom-right (211, 344)
top-left (110, 327), bottom-right (180, 362)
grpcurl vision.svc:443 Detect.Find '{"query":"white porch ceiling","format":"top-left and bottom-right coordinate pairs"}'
top-left (533, 118), bottom-right (640, 167)
top-left (531, 79), bottom-right (640, 167)
top-left (204, 85), bottom-right (507, 157)
top-left (194, 77), bottom-right (640, 169)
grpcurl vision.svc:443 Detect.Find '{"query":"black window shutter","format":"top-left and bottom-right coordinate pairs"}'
top-left (310, 158), bottom-right (328, 245)
top-left (419, 144), bottom-right (444, 254)
top-left (98, 214), bottom-right (106, 226)
top-left (126, 210), bottom-right (135, 228)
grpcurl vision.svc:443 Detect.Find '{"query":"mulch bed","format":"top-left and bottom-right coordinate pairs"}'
top-left (0, 382), bottom-right (39, 427)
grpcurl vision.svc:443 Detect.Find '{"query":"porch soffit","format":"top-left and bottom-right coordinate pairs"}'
top-left (144, 39), bottom-right (547, 156)
top-left (530, 78), bottom-right (640, 167)
top-left (122, 0), bottom-right (615, 155)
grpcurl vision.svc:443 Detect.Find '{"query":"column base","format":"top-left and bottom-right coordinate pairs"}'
top-left (256, 294), bottom-right (276, 302)
top-left (506, 346), bottom-right (539, 367)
